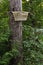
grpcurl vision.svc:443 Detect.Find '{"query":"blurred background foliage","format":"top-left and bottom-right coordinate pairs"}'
top-left (0, 0), bottom-right (43, 65)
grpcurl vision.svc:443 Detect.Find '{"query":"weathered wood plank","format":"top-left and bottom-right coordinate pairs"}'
top-left (12, 11), bottom-right (28, 21)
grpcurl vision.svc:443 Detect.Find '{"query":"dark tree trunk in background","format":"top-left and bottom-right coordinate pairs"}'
top-left (9, 0), bottom-right (23, 65)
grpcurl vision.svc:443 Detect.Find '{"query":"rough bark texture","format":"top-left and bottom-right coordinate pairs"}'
top-left (9, 0), bottom-right (23, 65)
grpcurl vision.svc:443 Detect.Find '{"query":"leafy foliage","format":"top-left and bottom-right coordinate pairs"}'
top-left (0, 0), bottom-right (43, 65)
top-left (23, 0), bottom-right (43, 65)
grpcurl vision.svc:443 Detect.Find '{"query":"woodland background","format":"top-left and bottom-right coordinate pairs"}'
top-left (0, 0), bottom-right (43, 65)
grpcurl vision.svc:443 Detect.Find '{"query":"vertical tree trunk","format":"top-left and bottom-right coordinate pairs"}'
top-left (9, 0), bottom-right (23, 65)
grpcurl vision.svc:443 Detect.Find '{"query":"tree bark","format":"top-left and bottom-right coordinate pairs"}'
top-left (9, 0), bottom-right (23, 65)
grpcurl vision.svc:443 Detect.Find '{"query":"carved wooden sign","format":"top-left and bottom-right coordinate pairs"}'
top-left (12, 11), bottom-right (28, 21)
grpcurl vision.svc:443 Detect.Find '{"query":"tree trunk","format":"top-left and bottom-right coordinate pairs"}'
top-left (9, 0), bottom-right (23, 65)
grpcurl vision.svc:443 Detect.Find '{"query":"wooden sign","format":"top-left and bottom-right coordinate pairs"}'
top-left (12, 11), bottom-right (28, 21)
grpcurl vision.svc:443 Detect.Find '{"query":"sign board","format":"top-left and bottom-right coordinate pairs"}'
top-left (12, 11), bottom-right (28, 21)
